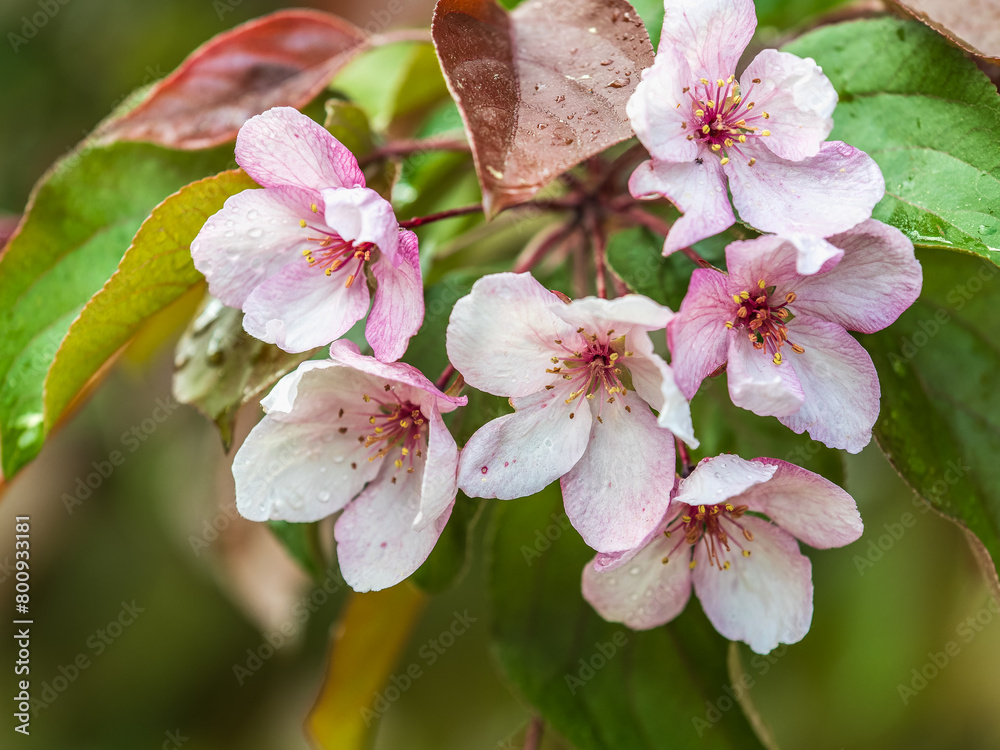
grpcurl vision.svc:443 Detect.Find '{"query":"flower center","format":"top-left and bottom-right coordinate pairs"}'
top-left (299, 203), bottom-right (372, 289)
top-left (350, 387), bottom-right (426, 482)
top-left (662, 502), bottom-right (755, 571)
top-left (725, 279), bottom-right (805, 365)
top-left (682, 76), bottom-right (771, 167)
top-left (545, 329), bottom-right (635, 423)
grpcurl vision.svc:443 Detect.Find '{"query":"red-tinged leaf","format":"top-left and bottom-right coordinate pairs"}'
top-left (432, 0), bottom-right (653, 216)
top-left (895, 0), bottom-right (1000, 61)
top-left (99, 10), bottom-right (370, 150)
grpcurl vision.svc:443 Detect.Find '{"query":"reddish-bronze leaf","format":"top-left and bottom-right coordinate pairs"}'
top-left (895, 0), bottom-right (1000, 61)
top-left (100, 10), bottom-right (370, 150)
top-left (432, 0), bottom-right (653, 216)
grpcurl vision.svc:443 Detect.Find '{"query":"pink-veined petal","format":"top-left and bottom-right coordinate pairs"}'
top-left (727, 330), bottom-right (805, 417)
top-left (629, 158), bottom-right (735, 255)
top-left (724, 233), bottom-right (803, 294)
top-left (792, 220), bottom-right (922, 333)
top-left (326, 339), bottom-right (466, 414)
top-left (783, 233), bottom-right (843, 276)
top-left (367, 231), bottom-right (424, 363)
top-left (550, 295), bottom-right (673, 341)
top-left (736, 458), bottom-right (863, 549)
top-left (582, 535), bottom-right (693, 630)
top-left (727, 141), bottom-right (884, 237)
top-left (234, 363), bottom-right (380, 522)
top-left (693, 516), bottom-right (813, 654)
top-left (626, 337), bottom-right (698, 447)
top-left (781, 315), bottom-right (880, 453)
top-left (457, 388), bottom-right (592, 500)
top-left (446, 273), bottom-right (576, 398)
top-left (413, 402), bottom-right (460, 532)
top-left (191, 185), bottom-right (317, 307)
top-left (236, 106), bottom-right (365, 191)
top-left (667, 268), bottom-right (732, 399)
top-left (561, 401), bottom-right (675, 554)
top-left (674, 454), bottom-right (777, 508)
top-left (242, 259), bottom-right (370, 352)
top-left (658, 0), bottom-right (757, 79)
top-left (321, 186), bottom-right (400, 263)
top-left (627, 47), bottom-right (698, 163)
top-left (740, 50), bottom-right (837, 161)
top-left (334, 466), bottom-right (452, 592)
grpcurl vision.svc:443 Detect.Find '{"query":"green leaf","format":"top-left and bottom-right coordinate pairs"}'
top-left (785, 19), bottom-right (1000, 267)
top-left (0, 142), bottom-right (233, 478)
top-left (489, 486), bottom-right (769, 750)
top-left (866, 249), bottom-right (1000, 589)
top-left (323, 99), bottom-right (397, 199)
top-left (410, 495), bottom-right (483, 594)
top-left (268, 521), bottom-right (326, 582)
top-left (331, 42), bottom-right (449, 131)
top-left (171, 296), bottom-right (314, 450)
top-left (43, 169), bottom-right (257, 435)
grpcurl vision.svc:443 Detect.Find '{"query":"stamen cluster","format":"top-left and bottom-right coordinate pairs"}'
top-left (662, 502), bottom-right (755, 571)
top-left (356, 388), bottom-right (426, 482)
top-left (300, 204), bottom-right (373, 289)
top-left (683, 75), bottom-right (771, 166)
top-left (545, 330), bottom-right (635, 422)
top-left (726, 279), bottom-right (804, 365)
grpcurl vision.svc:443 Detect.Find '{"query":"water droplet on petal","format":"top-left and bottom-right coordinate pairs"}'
top-left (629, 566), bottom-right (640, 575)
top-left (318, 491), bottom-right (331, 503)
top-left (248, 227), bottom-right (263, 239)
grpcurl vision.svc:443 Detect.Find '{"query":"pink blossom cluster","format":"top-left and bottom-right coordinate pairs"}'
top-left (189, 0), bottom-right (922, 653)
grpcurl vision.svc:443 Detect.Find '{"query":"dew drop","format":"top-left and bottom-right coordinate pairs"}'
top-left (629, 566), bottom-right (640, 576)
top-left (318, 490), bottom-right (331, 503)
top-left (248, 227), bottom-right (263, 239)
top-left (246, 209), bottom-right (259, 221)
top-left (555, 94), bottom-right (565, 103)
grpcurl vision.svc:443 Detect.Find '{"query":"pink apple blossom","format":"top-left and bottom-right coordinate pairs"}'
top-left (232, 340), bottom-right (466, 592)
top-left (192, 106), bottom-right (423, 360)
top-left (446, 272), bottom-right (696, 554)
top-left (627, 0), bottom-right (885, 255)
top-left (583, 454), bottom-right (863, 654)
top-left (668, 219), bottom-right (922, 452)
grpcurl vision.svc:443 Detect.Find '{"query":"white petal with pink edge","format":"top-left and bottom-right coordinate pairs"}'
top-left (367, 230), bottom-right (424, 363)
top-left (693, 516), bottom-right (813, 654)
top-left (658, 0), bottom-right (757, 79)
top-left (629, 158), bottom-right (735, 255)
top-left (667, 268), bottom-right (732, 400)
top-left (582, 534), bottom-right (693, 630)
top-left (627, 47), bottom-right (698, 164)
top-left (726, 331), bottom-right (805, 418)
top-left (674, 455), bottom-right (777, 508)
top-left (242, 259), bottom-right (370, 353)
top-left (457, 388), bottom-right (592, 500)
top-left (561, 401), bottom-right (675, 554)
top-left (781, 316), bottom-right (880, 453)
top-left (235, 107), bottom-right (365, 191)
top-left (739, 50), bottom-right (837, 162)
top-left (446, 273), bottom-right (577, 398)
top-left (736, 459), bottom-right (863, 549)
top-left (727, 140), bottom-right (884, 238)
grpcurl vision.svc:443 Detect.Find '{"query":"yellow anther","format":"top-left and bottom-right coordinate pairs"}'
top-left (400, 420), bottom-right (409, 428)
top-left (762, 112), bottom-right (770, 119)
top-left (773, 353), bottom-right (783, 365)
top-left (310, 203), bottom-right (319, 212)
top-left (551, 356), bottom-right (559, 363)
top-left (720, 157), bottom-right (729, 165)
top-left (744, 529), bottom-right (754, 541)
top-left (743, 550), bottom-right (751, 558)
top-left (302, 249), bottom-right (311, 256)
top-left (711, 144), bottom-right (721, 152)
top-left (738, 135), bottom-right (747, 143)
top-left (700, 77), bottom-right (710, 84)
top-left (716, 78), bottom-right (725, 86)
top-left (791, 343), bottom-right (805, 354)
top-left (695, 108), bottom-right (705, 117)
top-left (724, 321), bottom-right (734, 329)
top-left (662, 556), bottom-right (670, 564)
top-left (324, 268), bottom-right (332, 276)
top-left (681, 515), bottom-right (691, 523)
top-left (728, 74), bottom-right (735, 83)
top-left (758, 279), bottom-right (766, 289)
top-left (724, 138), bottom-right (733, 147)
top-left (363, 394), bottom-right (370, 402)
top-left (740, 291), bottom-right (750, 300)
top-left (368, 416), bottom-right (377, 424)
top-left (746, 102), bottom-right (754, 110)
top-left (706, 100), bottom-right (715, 108)
top-left (345, 274), bottom-right (355, 288)
top-left (394, 459), bottom-right (403, 469)
top-left (748, 158), bottom-right (756, 167)
top-left (374, 427), bottom-right (383, 433)
top-left (299, 219), bottom-right (307, 228)
top-left (732, 294), bottom-right (742, 304)
top-left (723, 561), bottom-right (731, 570)
top-left (401, 448), bottom-right (409, 456)
top-left (733, 95), bottom-right (742, 105)
top-left (725, 503), bottom-right (735, 511)
top-left (689, 560), bottom-right (697, 570)
top-left (702, 124), bottom-right (711, 134)
top-left (762, 130), bottom-right (771, 136)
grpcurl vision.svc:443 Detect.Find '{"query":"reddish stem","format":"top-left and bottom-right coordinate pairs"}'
top-left (435, 363), bottom-right (456, 391)
top-left (513, 219), bottom-right (579, 274)
top-left (523, 717), bottom-right (544, 750)
top-left (676, 437), bottom-right (694, 478)
top-left (398, 204), bottom-right (484, 229)
top-left (587, 210), bottom-right (608, 299)
top-left (358, 137), bottom-right (470, 167)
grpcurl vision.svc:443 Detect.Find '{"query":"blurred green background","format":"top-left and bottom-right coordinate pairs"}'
top-left (2, 0), bottom-right (1000, 748)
